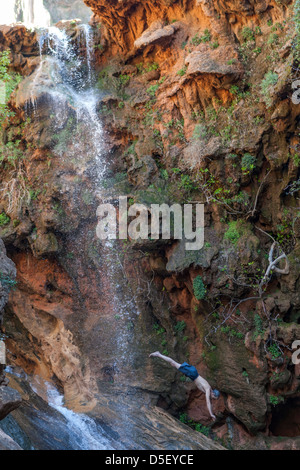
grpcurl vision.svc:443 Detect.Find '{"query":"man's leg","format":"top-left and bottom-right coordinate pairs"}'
top-left (149, 351), bottom-right (181, 370)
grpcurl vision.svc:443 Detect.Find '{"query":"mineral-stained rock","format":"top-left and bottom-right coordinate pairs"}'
top-left (28, 231), bottom-right (59, 258)
top-left (1, 0), bottom-right (299, 451)
top-left (134, 20), bottom-right (180, 51)
top-left (0, 428), bottom-right (22, 450)
top-left (185, 45), bottom-right (243, 82)
top-left (0, 25), bottom-right (38, 75)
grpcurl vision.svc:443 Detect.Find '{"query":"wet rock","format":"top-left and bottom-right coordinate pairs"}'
top-left (127, 155), bottom-right (159, 188)
top-left (0, 386), bottom-right (22, 421)
top-left (28, 231), bottom-right (59, 257)
top-left (0, 428), bottom-right (22, 450)
top-left (166, 238), bottom-right (219, 273)
top-left (0, 239), bottom-right (16, 315)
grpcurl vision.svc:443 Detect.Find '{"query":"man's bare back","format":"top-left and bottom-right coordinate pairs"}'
top-left (149, 351), bottom-right (218, 420)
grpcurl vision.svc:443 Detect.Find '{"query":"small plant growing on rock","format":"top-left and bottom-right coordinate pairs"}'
top-left (0, 50), bottom-right (21, 124)
top-left (269, 394), bottom-right (284, 406)
top-left (147, 83), bottom-right (159, 97)
top-left (0, 212), bottom-right (10, 226)
top-left (224, 221), bottom-right (241, 245)
top-left (260, 71), bottom-right (278, 107)
top-left (192, 123), bottom-right (208, 141)
top-left (241, 153), bottom-right (256, 175)
top-left (174, 321), bottom-right (186, 333)
top-left (0, 273), bottom-right (17, 290)
top-left (191, 29), bottom-right (211, 45)
top-left (177, 66), bottom-right (187, 77)
top-left (267, 33), bottom-right (279, 45)
top-left (241, 26), bottom-right (255, 42)
top-left (268, 343), bottom-right (282, 360)
top-left (193, 276), bottom-right (207, 300)
top-left (153, 323), bottom-right (166, 336)
top-left (253, 314), bottom-right (265, 340)
top-left (179, 174), bottom-right (195, 191)
top-left (179, 413), bottom-right (211, 437)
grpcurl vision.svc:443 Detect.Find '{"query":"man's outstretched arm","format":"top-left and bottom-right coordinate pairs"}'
top-left (205, 389), bottom-right (216, 420)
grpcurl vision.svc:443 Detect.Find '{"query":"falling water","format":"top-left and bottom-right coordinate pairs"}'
top-left (2, 367), bottom-right (119, 450)
top-left (34, 24), bottom-right (106, 178)
top-left (45, 382), bottom-right (115, 450)
top-left (1, 0), bottom-right (51, 27)
top-left (21, 0), bottom-right (51, 28)
top-left (13, 23), bottom-right (141, 447)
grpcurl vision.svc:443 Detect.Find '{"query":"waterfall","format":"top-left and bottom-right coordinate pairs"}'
top-left (34, 24), bottom-right (106, 177)
top-left (0, 0), bottom-right (16, 25)
top-left (12, 23), bottom-right (141, 448)
top-left (2, 367), bottom-right (119, 450)
top-left (0, 0), bottom-right (51, 27)
top-left (45, 382), bottom-right (115, 450)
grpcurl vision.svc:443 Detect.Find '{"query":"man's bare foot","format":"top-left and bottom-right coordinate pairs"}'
top-left (211, 414), bottom-right (216, 421)
top-left (149, 351), bottom-right (161, 358)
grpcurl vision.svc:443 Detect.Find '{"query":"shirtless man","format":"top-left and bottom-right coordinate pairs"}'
top-left (149, 351), bottom-right (219, 420)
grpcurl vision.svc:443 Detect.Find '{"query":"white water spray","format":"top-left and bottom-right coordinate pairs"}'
top-left (1, 0), bottom-right (51, 27)
top-left (45, 382), bottom-right (114, 450)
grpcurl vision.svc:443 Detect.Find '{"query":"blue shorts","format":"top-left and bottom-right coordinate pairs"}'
top-left (178, 362), bottom-right (199, 381)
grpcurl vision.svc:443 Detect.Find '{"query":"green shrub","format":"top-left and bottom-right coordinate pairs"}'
top-left (267, 33), bottom-right (279, 45)
top-left (260, 71), bottom-right (278, 107)
top-left (193, 276), bottom-right (207, 300)
top-left (0, 50), bottom-right (21, 124)
top-left (147, 83), bottom-right (159, 97)
top-left (192, 123), bottom-right (208, 140)
top-left (174, 321), bottom-right (186, 333)
top-left (224, 221), bottom-right (241, 245)
top-left (0, 273), bottom-right (17, 290)
top-left (179, 174), bottom-right (196, 191)
top-left (292, 153), bottom-right (300, 166)
top-left (241, 26), bottom-right (255, 42)
top-left (268, 343), bottom-right (282, 360)
top-left (0, 212), bottom-right (10, 226)
top-left (253, 314), bottom-right (265, 340)
top-left (194, 423), bottom-right (210, 436)
top-left (241, 153), bottom-right (256, 175)
top-left (177, 66), bottom-right (187, 77)
top-left (179, 413), bottom-right (210, 437)
top-left (269, 395), bottom-right (284, 406)
top-left (191, 29), bottom-right (211, 45)
top-left (153, 323), bottom-right (166, 335)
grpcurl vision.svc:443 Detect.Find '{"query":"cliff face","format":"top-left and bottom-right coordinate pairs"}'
top-left (0, 0), bottom-right (299, 450)
top-left (83, 0), bottom-right (300, 447)
top-left (0, 240), bottom-right (22, 449)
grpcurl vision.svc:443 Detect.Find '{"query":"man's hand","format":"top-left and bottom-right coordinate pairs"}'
top-left (149, 351), bottom-right (161, 358)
